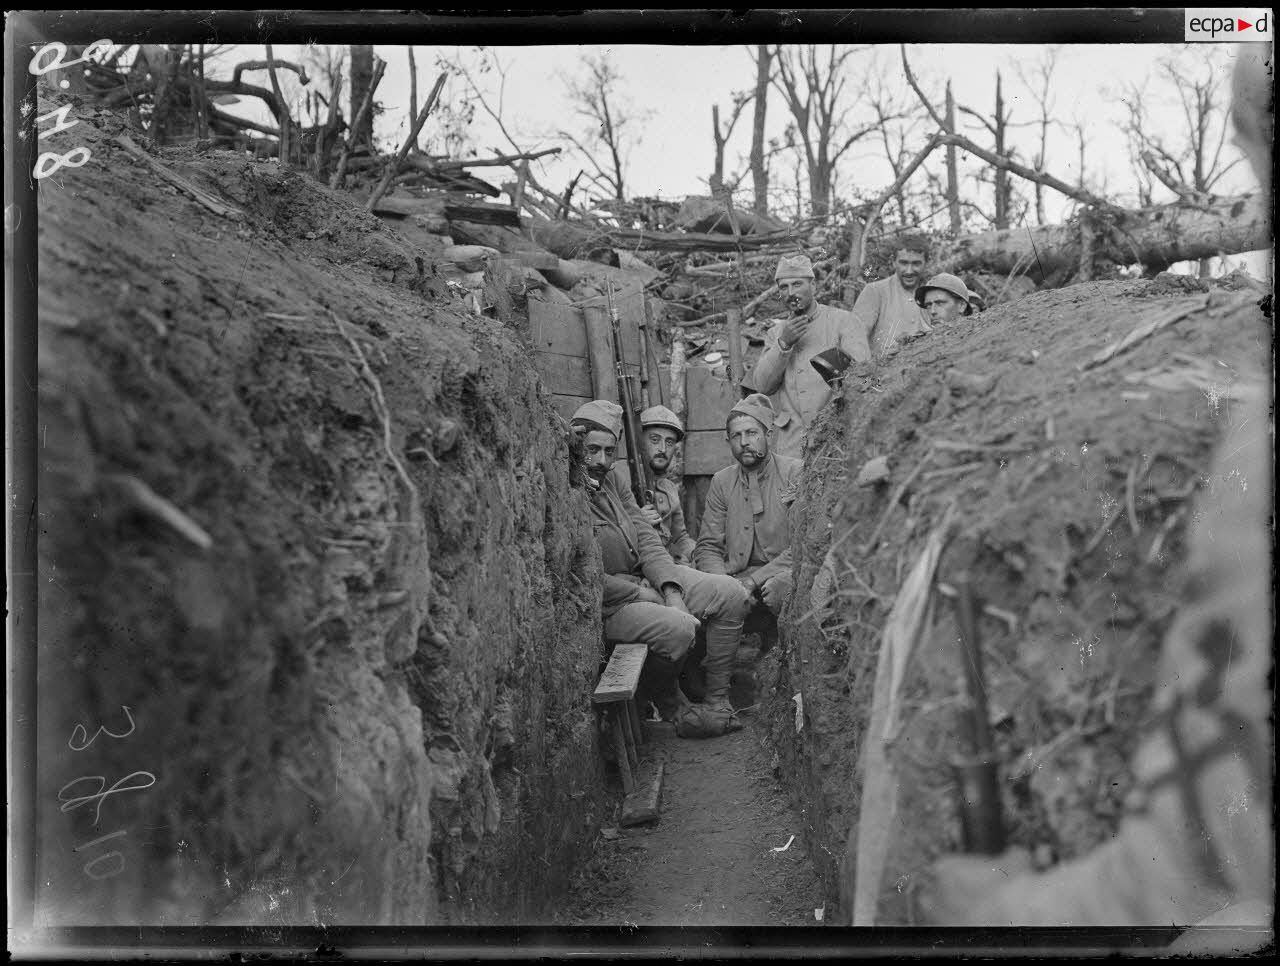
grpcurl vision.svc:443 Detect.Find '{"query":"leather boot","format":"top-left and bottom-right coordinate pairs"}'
top-left (639, 653), bottom-right (686, 721)
top-left (701, 616), bottom-right (743, 713)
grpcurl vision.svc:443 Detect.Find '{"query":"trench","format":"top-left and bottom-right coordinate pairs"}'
top-left (560, 642), bottom-right (825, 927)
top-left (32, 99), bottom-right (829, 929)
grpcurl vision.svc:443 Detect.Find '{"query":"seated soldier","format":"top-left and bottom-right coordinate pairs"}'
top-left (915, 272), bottom-right (979, 326)
top-left (573, 400), bottom-right (751, 719)
top-left (614, 405), bottom-right (696, 565)
top-left (694, 393), bottom-right (802, 618)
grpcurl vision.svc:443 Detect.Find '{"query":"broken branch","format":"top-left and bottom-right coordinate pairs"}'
top-left (114, 134), bottom-right (245, 221)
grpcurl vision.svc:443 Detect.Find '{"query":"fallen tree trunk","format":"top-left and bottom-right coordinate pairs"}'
top-left (938, 193), bottom-right (1269, 282)
top-left (526, 217), bottom-right (805, 257)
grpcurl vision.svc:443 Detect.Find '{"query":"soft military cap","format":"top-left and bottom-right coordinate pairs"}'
top-left (774, 253), bottom-right (815, 281)
top-left (915, 273), bottom-right (976, 315)
top-left (726, 392), bottom-right (777, 432)
top-left (572, 399), bottom-right (624, 441)
top-left (640, 405), bottom-right (684, 439)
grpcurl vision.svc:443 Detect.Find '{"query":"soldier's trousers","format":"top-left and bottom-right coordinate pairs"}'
top-left (604, 565), bottom-right (750, 698)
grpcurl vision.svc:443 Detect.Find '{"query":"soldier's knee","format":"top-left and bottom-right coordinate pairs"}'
top-left (651, 610), bottom-right (698, 660)
top-left (710, 575), bottom-right (751, 620)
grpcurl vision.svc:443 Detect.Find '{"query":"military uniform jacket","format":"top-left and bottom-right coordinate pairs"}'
top-left (653, 476), bottom-right (695, 563)
top-left (853, 275), bottom-right (931, 354)
top-left (588, 470), bottom-right (684, 618)
top-left (694, 453), bottom-right (803, 588)
top-left (748, 302), bottom-right (871, 459)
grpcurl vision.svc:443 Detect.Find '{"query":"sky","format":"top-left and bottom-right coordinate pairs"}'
top-left (213, 41), bottom-right (1270, 276)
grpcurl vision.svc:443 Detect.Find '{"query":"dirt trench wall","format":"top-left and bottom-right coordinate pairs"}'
top-left (763, 278), bottom-right (1270, 923)
top-left (34, 102), bottom-right (610, 925)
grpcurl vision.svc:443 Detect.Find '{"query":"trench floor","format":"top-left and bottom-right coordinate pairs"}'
top-left (561, 706), bottom-right (826, 926)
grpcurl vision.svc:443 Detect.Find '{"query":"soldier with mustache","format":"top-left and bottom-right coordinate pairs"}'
top-left (746, 254), bottom-right (872, 459)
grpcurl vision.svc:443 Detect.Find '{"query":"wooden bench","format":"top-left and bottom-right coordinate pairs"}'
top-left (592, 643), bottom-right (648, 793)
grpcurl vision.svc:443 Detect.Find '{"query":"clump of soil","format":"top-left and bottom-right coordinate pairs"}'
top-left (764, 278), bottom-right (1269, 923)
top-left (35, 92), bottom-right (611, 925)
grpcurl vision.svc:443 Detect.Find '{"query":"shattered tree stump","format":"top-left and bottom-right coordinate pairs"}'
top-left (593, 643), bottom-right (648, 794)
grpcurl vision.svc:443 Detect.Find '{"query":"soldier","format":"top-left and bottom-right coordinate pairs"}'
top-left (915, 272), bottom-right (979, 326)
top-left (573, 400), bottom-right (751, 719)
top-left (747, 253), bottom-right (872, 459)
top-left (851, 236), bottom-right (933, 355)
top-left (921, 43), bottom-right (1273, 934)
top-left (694, 394), bottom-right (802, 616)
top-left (634, 405), bottom-right (696, 566)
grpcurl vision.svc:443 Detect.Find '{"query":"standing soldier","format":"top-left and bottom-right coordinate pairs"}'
top-left (852, 236), bottom-right (933, 355)
top-left (747, 253), bottom-right (872, 460)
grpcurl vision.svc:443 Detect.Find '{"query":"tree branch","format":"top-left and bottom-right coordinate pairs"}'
top-left (900, 45), bottom-right (947, 130)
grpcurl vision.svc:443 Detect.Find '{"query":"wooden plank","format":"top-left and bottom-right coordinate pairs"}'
top-left (682, 428), bottom-right (734, 476)
top-left (549, 393), bottom-right (591, 424)
top-left (620, 761), bottom-right (665, 827)
top-left (533, 351), bottom-right (593, 397)
top-left (685, 365), bottom-right (741, 432)
top-left (444, 202), bottom-right (520, 225)
top-left (529, 296), bottom-right (588, 356)
top-left (593, 643), bottom-right (648, 704)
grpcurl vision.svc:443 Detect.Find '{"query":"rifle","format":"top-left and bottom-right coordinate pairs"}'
top-left (946, 573), bottom-right (1006, 855)
top-left (605, 280), bottom-right (659, 508)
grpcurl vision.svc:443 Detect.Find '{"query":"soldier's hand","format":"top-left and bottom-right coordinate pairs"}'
top-left (760, 576), bottom-right (788, 611)
top-left (777, 313), bottom-right (814, 349)
top-left (639, 505), bottom-right (662, 528)
top-left (634, 585), bottom-right (665, 605)
top-left (662, 586), bottom-right (695, 619)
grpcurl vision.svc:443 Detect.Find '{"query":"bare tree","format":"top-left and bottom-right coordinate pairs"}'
top-left (1014, 45), bottom-right (1063, 225)
top-left (1120, 49), bottom-right (1242, 275)
top-left (710, 91), bottom-right (753, 199)
top-left (749, 44), bottom-right (774, 216)
top-left (348, 45), bottom-right (375, 151)
top-left (772, 44), bottom-right (890, 218)
top-left (559, 54), bottom-right (647, 201)
top-left (866, 64), bottom-right (927, 227)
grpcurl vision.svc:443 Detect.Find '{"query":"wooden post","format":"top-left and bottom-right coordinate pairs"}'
top-left (627, 698), bottom-right (646, 752)
top-left (611, 707), bottom-right (634, 793)
top-left (618, 704), bottom-right (638, 770)
top-left (583, 302), bottom-right (619, 404)
top-left (726, 308), bottom-right (744, 393)
top-left (669, 336), bottom-right (688, 424)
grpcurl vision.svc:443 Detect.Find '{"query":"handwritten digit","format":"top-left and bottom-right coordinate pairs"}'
top-left (84, 850), bottom-right (125, 880)
top-left (36, 104), bottom-right (79, 140)
top-left (29, 40), bottom-right (113, 76)
top-left (57, 771), bottom-right (156, 826)
top-left (34, 147), bottom-right (91, 181)
top-left (74, 828), bottom-right (127, 853)
top-left (67, 705), bottom-right (135, 751)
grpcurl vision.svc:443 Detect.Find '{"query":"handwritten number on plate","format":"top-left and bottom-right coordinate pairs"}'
top-left (68, 705), bottom-right (136, 751)
top-left (58, 771), bottom-right (156, 826)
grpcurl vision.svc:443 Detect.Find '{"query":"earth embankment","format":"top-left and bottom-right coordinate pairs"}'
top-left (35, 98), bottom-right (609, 925)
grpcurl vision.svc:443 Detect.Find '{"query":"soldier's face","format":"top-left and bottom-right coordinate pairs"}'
top-left (779, 277), bottom-right (815, 314)
top-left (582, 430), bottom-right (617, 482)
top-left (727, 415), bottom-right (770, 469)
top-left (923, 290), bottom-right (966, 324)
top-left (894, 250), bottom-right (927, 290)
top-left (644, 428), bottom-right (680, 473)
